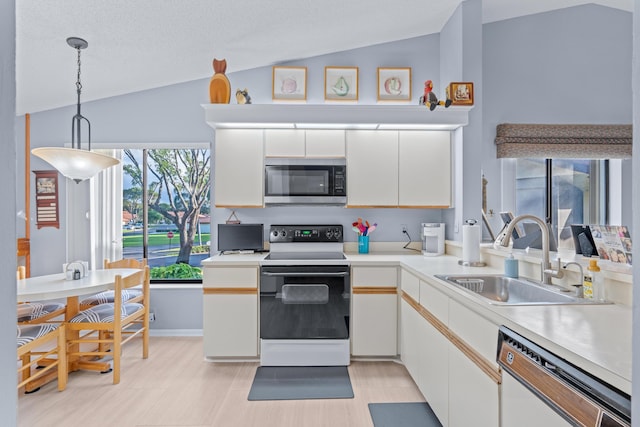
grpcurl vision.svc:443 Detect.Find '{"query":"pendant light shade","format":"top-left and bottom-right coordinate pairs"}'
top-left (31, 147), bottom-right (119, 184)
top-left (32, 37), bottom-right (119, 183)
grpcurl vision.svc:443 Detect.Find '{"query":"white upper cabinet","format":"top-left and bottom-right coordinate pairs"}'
top-left (398, 131), bottom-right (451, 207)
top-left (305, 130), bottom-right (345, 157)
top-left (214, 129), bottom-right (264, 207)
top-left (264, 129), bottom-right (305, 157)
top-left (346, 130), bottom-right (399, 207)
top-left (264, 129), bottom-right (345, 158)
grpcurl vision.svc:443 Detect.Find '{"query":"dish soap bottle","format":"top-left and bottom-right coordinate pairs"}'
top-left (584, 259), bottom-right (604, 301)
top-left (504, 253), bottom-right (519, 278)
top-left (585, 259), bottom-right (602, 301)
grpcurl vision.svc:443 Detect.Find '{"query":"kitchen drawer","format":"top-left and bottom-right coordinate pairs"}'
top-left (419, 279), bottom-right (449, 326)
top-left (400, 269), bottom-right (420, 300)
top-left (203, 267), bottom-right (258, 288)
top-left (352, 266), bottom-right (397, 288)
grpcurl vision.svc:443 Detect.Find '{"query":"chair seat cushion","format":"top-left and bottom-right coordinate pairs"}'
top-left (79, 289), bottom-right (142, 306)
top-left (17, 323), bottom-right (60, 348)
top-left (17, 302), bottom-right (65, 322)
top-left (69, 303), bottom-right (144, 323)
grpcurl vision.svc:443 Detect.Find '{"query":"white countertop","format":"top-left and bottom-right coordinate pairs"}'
top-left (201, 250), bottom-right (632, 393)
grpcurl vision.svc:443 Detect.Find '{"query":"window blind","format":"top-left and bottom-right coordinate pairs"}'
top-left (495, 123), bottom-right (632, 159)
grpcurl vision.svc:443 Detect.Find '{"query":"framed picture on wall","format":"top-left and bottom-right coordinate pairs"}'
top-left (377, 67), bottom-right (411, 102)
top-left (324, 66), bottom-right (358, 102)
top-left (446, 82), bottom-right (474, 105)
top-left (33, 170), bottom-right (60, 229)
top-left (272, 66), bottom-right (307, 101)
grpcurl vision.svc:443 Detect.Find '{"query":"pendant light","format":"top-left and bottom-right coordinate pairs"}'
top-left (32, 37), bottom-right (119, 183)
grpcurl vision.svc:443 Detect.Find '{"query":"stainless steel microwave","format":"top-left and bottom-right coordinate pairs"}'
top-left (264, 158), bottom-right (346, 205)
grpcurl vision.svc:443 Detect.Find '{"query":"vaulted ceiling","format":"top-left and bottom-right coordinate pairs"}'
top-left (16, 0), bottom-right (632, 115)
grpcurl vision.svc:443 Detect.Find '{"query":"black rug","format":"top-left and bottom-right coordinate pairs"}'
top-left (368, 402), bottom-right (442, 427)
top-left (247, 366), bottom-right (354, 401)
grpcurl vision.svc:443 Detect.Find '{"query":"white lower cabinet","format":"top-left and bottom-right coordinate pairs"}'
top-left (202, 266), bottom-right (258, 358)
top-left (351, 266), bottom-right (398, 356)
top-left (400, 271), bottom-right (501, 427)
top-left (417, 316), bottom-right (449, 426)
top-left (448, 345), bottom-right (499, 426)
top-left (203, 293), bottom-right (257, 357)
top-left (352, 293), bottom-right (397, 356)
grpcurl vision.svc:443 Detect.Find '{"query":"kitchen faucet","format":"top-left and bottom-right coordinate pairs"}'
top-left (498, 214), bottom-right (563, 285)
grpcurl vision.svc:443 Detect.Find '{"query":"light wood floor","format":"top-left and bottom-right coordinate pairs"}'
top-left (18, 337), bottom-right (425, 427)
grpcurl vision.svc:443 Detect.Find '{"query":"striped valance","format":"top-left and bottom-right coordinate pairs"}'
top-left (495, 123), bottom-right (632, 159)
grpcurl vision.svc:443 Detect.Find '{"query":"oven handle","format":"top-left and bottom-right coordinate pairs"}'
top-left (261, 271), bottom-right (349, 278)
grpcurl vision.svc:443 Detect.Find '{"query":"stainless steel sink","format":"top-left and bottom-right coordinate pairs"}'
top-left (434, 274), bottom-right (609, 306)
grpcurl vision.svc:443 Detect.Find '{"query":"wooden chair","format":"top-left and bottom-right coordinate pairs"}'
top-left (79, 258), bottom-right (147, 310)
top-left (17, 266), bottom-right (66, 325)
top-left (66, 266), bottom-right (150, 384)
top-left (17, 323), bottom-right (67, 392)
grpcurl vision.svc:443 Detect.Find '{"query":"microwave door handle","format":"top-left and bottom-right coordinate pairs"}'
top-left (261, 272), bottom-right (349, 278)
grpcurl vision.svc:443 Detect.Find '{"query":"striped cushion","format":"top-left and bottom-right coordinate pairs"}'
top-left (69, 303), bottom-right (144, 323)
top-left (79, 289), bottom-right (143, 307)
top-left (17, 302), bottom-right (65, 322)
top-left (17, 323), bottom-right (60, 348)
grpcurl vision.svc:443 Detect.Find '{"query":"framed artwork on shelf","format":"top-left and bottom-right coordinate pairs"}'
top-left (377, 67), bottom-right (411, 102)
top-left (324, 66), bottom-right (358, 101)
top-left (33, 170), bottom-right (59, 229)
top-left (272, 66), bottom-right (307, 101)
top-left (446, 82), bottom-right (474, 105)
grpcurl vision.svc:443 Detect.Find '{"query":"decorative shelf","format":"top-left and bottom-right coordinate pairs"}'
top-left (203, 104), bottom-right (472, 130)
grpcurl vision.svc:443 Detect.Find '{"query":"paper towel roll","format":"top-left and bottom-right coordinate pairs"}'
top-left (462, 223), bottom-right (481, 263)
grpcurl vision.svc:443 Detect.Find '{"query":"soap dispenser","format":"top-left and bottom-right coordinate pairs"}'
top-left (504, 253), bottom-right (519, 278)
top-left (584, 259), bottom-right (602, 300)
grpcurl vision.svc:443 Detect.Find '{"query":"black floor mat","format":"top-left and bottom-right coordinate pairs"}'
top-left (368, 402), bottom-right (442, 427)
top-left (248, 366), bottom-right (354, 401)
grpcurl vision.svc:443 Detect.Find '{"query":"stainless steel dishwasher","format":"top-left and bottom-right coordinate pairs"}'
top-left (497, 326), bottom-right (630, 427)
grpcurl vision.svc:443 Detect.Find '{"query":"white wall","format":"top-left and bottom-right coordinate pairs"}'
top-left (2, 0), bottom-right (18, 424)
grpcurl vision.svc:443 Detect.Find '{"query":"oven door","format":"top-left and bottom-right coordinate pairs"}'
top-left (260, 265), bottom-right (350, 340)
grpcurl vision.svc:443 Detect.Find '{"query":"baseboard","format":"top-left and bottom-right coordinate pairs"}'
top-left (149, 329), bottom-right (203, 337)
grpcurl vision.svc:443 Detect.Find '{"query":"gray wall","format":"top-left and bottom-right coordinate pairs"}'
top-left (482, 5), bottom-right (633, 233)
top-left (632, 0), bottom-right (639, 423)
top-left (2, 0), bottom-right (18, 424)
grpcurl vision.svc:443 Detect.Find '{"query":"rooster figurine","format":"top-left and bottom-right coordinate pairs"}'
top-left (419, 80), bottom-right (452, 111)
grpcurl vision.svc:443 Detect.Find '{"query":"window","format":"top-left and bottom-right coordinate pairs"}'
top-left (515, 159), bottom-right (607, 251)
top-left (122, 148), bottom-right (211, 281)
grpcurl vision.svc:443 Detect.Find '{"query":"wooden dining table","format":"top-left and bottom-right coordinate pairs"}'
top-left (17, 268), bottom-right (141, 390)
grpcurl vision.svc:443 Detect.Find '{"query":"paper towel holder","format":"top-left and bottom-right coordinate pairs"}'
top-left (458, 219), bottom-right (486, 267)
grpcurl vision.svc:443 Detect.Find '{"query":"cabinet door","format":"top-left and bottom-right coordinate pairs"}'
top-left (398, 131), bottom-right (451, 207)
top-left (305, 130), bottom-right (345, 157)
top-left (417, 318), bottom-right (449, 426)
top-left (214, 129), bottom-right (264, 207)
top-left (264, 129), bottom-right (305, 157)
top-left (448, 344), bottom-right (500, 427)
top-left (346, 130), bottom-right (399, 207)
top-left (352, 293), bottom-right (397, 356)
top-left (203, 293), bottom-right (258, 357)
top-left (400, 299), bottom-right (420, 379)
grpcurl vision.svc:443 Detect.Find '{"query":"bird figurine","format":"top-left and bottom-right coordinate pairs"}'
top-left (419, 80), bottom-right (452, 111)
top-left (209, 58), bottom-right (231, 104)
top-left (235, 88), bottom-right (252, 104)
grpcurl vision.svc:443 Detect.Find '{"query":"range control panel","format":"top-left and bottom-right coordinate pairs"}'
top-left (269, 224), bottom-right (343, 243)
